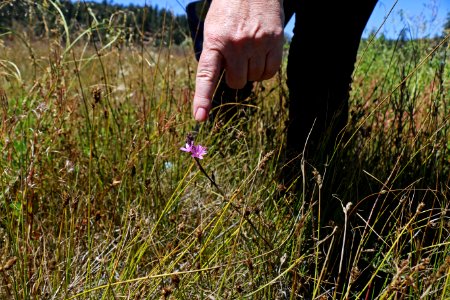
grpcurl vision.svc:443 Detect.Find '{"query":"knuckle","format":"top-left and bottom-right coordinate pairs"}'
top-left (204, 31), bottom-right (229, 49)
top-left (196, 67), bottom-right (216, 82)
top-left (196, 53), bottom-right (221, 83)
top-left (255, 26), bottom-right (284, 41)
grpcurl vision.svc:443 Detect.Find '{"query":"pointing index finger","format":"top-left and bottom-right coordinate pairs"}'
top-left (193, 49), bottom-right (222, 122)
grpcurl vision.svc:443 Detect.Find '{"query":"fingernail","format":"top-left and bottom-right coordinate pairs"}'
top-left (195, 107), bottom-right (207, 121)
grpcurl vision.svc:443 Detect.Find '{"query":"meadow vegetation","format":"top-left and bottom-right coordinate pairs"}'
top-left (0, 2), bottom-right (449, 299)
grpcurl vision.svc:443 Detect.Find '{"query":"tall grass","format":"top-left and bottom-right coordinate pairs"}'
top-left (0, 2), bottom-right (449, 299)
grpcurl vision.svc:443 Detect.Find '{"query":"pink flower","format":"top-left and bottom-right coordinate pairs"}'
top-left (180, 140), bottom-right (207, 159)
top-left (180, 142), bottom-right (193, 153)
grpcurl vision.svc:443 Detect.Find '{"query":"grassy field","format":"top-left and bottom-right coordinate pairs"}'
top-left (1, 4), bottom-right (450, 299)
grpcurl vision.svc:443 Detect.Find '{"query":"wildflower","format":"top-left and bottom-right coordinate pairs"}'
top-left (180, 138), bottom-right (207, 159)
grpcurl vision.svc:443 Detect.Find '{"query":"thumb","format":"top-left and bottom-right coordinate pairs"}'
top-left (193, 49), bottom-right (222, 122)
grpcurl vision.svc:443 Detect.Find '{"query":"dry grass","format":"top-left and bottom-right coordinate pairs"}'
top-left (0, 3), bottom-right (450, 299)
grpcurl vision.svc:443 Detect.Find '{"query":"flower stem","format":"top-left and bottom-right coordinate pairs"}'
top-left (194, 158), bottom-right (224, 195)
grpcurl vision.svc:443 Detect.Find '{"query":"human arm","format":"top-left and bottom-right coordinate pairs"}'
top-left (192, 0), bottom-right (285, 121)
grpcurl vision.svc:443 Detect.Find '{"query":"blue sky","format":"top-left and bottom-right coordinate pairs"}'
top-left (92, 0), bottom-right (449, 38)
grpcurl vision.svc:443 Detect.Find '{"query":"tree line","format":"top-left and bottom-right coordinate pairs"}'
top-left (0, 0), bottom-right (190, 46)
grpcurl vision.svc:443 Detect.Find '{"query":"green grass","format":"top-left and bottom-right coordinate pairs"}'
top-left (1, 4), bottom-right (450, 299)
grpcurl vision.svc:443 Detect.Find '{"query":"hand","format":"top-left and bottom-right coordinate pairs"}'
top-left (192, 0), bottom-right (284, 121)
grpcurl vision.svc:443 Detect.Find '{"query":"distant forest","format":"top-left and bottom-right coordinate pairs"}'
top-left (0, 0), bottom-right (190, 46)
